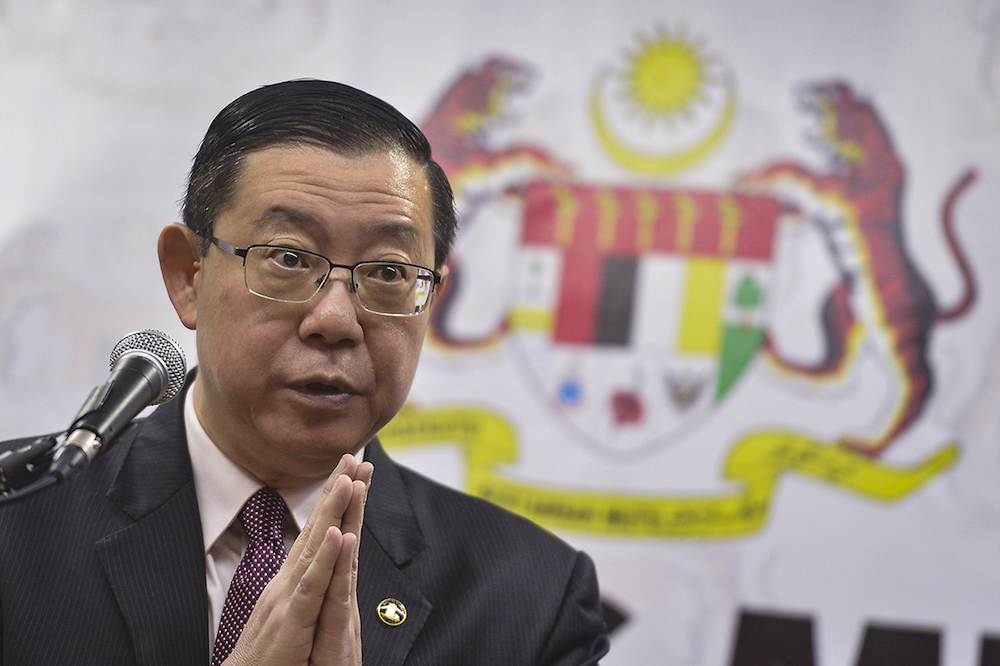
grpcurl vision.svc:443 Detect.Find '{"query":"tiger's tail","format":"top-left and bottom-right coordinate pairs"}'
top-left (936, 168), bottom-right (978, 322)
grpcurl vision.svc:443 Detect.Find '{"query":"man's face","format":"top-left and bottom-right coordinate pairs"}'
top-left (183, 145), bottom-right (438, 488)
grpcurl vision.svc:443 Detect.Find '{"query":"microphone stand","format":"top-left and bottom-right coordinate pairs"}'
top-left (0, 434), bottom-right (62, 505)
top-left (0, 380), bottom-right (119, 506)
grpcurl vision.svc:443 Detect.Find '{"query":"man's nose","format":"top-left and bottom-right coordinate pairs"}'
top-left (298, 269), bottom-right (364, 344)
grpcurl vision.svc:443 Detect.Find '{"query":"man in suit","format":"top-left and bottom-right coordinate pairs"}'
top-left (0, 80), bottom-right (609, 664)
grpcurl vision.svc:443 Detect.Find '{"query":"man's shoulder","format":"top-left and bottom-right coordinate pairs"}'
top-left (369, 446), bottom-right (609, 664)
top-left (0, 398), bottom-right (189, 520)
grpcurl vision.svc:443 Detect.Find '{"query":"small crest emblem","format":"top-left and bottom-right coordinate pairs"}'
top-left (377, 598), bottom-right (407, 626)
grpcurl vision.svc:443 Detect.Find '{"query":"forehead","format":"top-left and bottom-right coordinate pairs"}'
top-left (220, 144), bottom-right (434, 256)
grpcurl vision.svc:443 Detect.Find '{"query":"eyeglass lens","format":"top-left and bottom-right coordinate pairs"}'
top-left (244, 246), bottom-right (434, 315)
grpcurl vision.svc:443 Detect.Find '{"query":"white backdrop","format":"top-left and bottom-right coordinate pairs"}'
top-left (0, 1), bottom-right (998, 664)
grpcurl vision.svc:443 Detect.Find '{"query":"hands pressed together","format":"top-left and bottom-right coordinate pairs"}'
top-left (224, 454), bottom-right (374, 666)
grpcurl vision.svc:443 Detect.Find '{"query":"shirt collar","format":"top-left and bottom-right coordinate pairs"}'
top-left (184, 377), bottom-right (358, 553)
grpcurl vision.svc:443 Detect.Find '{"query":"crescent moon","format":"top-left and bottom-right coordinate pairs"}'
top-left (590, 70), bottom-right (737, 175)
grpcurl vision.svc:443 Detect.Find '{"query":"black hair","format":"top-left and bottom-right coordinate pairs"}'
top-left (182, 79), bottom-right (457, 267)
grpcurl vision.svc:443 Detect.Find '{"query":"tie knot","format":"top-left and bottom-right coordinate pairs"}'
top-left (240, 488), bottom-right (286, 544)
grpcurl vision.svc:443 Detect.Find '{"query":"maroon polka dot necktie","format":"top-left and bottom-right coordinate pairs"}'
top-left (211, 488), bottom-right (289, 665)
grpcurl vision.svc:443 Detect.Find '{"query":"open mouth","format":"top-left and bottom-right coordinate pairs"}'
top-left (304, 382), bottom-right (345, 395)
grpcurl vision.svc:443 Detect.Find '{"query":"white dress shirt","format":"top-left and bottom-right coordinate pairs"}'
top-left (183, 379), bottom-right (360, 649)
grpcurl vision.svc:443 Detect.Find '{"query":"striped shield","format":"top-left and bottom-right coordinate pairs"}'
top-left (510, 180), bottom-right (784, 452)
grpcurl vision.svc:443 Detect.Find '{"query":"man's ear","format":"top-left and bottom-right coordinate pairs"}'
top-left (158, 223), bottom-right (202, 330)
top-left (432, 261), bottom-right (449, 305)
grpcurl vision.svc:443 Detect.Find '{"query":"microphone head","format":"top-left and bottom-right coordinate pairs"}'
top-left (109, 330), bottom-right (187, 405)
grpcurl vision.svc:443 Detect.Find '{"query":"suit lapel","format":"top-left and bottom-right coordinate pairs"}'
top-left (358, 440), bottom-right (432, 665)
top-left (97, 389), bottom-right (210, 665)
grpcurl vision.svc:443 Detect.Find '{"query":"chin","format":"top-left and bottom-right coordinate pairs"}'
top-left (272, 419), bottom-right (370, 456)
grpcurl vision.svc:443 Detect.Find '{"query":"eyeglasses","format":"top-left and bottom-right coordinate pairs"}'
top-left (205, 236), bottom-right (442, 316)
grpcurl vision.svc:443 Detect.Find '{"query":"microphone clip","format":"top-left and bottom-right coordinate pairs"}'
top-left (0, 434), bottom-right (61, 494)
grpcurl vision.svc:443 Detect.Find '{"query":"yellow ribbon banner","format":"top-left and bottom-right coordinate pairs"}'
top-left (380, 406), bottom-right (959, 538)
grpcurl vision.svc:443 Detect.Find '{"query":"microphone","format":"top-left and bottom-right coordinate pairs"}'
top-left (47, 329), bottom-right (187, 482)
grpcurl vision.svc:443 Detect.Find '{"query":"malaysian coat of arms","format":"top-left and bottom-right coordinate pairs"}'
top-left (379, 32), bottom-right (977, 539)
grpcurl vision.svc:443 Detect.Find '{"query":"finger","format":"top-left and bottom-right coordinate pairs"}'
top-left (340, 464), bottom-right (371, 535)
top-left (286, 455), bottom-right (358, 562)
top-left (335, 453), bottom-right (360, 484)
top-left (338, 478), bottom-right (369, 543)
top-left (309, 530), bottom-right (363, 663)
top-left (354, 460), bottom-right (373, 486)
top-left (286, 456), bottom-right (347, 559)
top-left (318, 482), bottom-right (365, 642)
top-left (314, 482), bottom-right (365, 629)
top-left (286, 472), bottom-right (353, 569)
top-left (284, 526), bottom-right (345, 631)
top-left (332, 530), bottom-right (358, 600)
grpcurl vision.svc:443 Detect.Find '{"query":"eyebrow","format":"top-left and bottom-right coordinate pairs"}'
top-left (249, 206), bottom-right (324, 234)
top-left (359, 221), bottom-right (422, 251)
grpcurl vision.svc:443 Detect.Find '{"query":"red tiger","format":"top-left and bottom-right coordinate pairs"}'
top-left (420, 56), bottom-right (569, 349)
top-left (742, 81), bottom-right (977, 456)
top-left (420, 56), bottom-right (568, 194)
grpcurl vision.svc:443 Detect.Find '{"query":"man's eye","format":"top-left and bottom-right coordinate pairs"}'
top-left (264, 249), bottom-right (309, 269)
top-left (371, 263), bottom-right (407, 283)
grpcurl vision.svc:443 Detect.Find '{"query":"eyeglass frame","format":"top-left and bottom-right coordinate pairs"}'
top-left (202, 234), bottom-right (443, 317)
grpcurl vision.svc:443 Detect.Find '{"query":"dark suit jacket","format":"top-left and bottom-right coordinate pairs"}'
top-left (0, 386), bottom-right (608, 665)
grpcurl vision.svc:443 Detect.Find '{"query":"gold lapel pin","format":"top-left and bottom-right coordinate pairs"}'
top-left (377, 598), bottom-right (407, 626)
